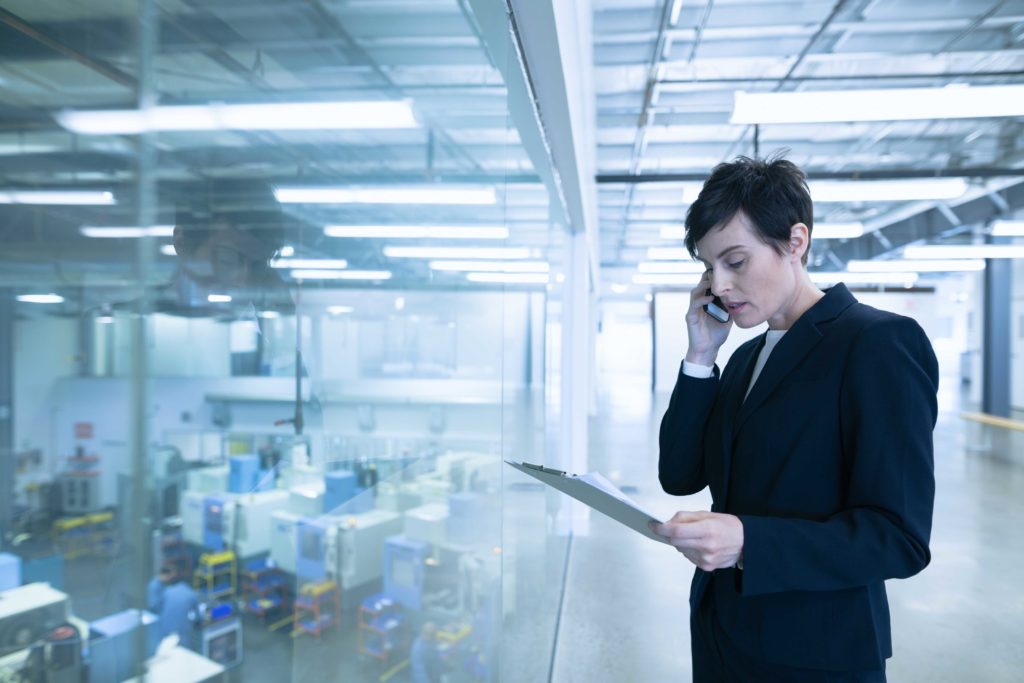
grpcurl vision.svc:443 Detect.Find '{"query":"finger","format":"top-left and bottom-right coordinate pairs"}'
top-left (657, 520), bottom-right (709, 540)
top-left (669, 510), bottom-right (710, 524)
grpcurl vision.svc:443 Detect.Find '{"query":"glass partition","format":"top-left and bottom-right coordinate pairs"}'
top-left (1, 1), bottom-right (568, 681)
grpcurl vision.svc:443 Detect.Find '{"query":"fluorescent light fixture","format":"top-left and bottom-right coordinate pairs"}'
top-left (279, 245), bottom-right (295, 257)
top-left (57, 100), bottom-right (418, 134)
top-left (160, 245), bottom-right (177, 256)
top-left (809, 272), bottom-right (919, 286)
top-left (647, 247), bottom-right (692, 260)
top-left (17, 293), bottom-right (64, 304)
top-left (632, 273), bottom-right (702, 286)
top-left (429, 260), bottom-right (549, 273)
top-left (610, 283), bottom-right (630, 294)
top-left (660, 226), bottom-right (687, 240)
top-left (290, 269), bottom-right (392, 280)
top-left (809, 179), bottom-right (967, 203)
top-left (466, 273), bottom-right (550, 284)
top-left (847, 259), bottom-right (986, 273)
top-left (80, 225), bottom-right (174, 238)
top-left (990, 220), bottom-right (1024, 237)
top-left (669, 0), bottom-right (684, 26)
top-left (327, 306), bottom-right (354, 315)
top-left (383, 246), bottom-right (530, 259)
top-left (274, 186), bottom-right (496, 206)
top-left (208, 294), bottom-right (232, 303)
top-left (903, 244), bottom-right (1024, 259)
top-left (258, 311), bottom-right (281, 319)
top-left (637, 261), bottom-right (706, 274)
top-left (270, 258), bottom-right (348, 270)
top-left (814, 222), bottom-right (865, 239)
top-left (0, 190), bottom-right (114, 205)
top-left (325, 224), bottom-right (509, 239)
top-left (731, 84), bottom-right (1024, 124)
top-left (96, 315), bottom-right (114, 324)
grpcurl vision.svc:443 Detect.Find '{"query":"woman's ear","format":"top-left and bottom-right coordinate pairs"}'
top-left (789, 223), bottom-right (810, 262)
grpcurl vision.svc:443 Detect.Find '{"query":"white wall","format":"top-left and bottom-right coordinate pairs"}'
top-left (13, 317), bottom-right (78, 485)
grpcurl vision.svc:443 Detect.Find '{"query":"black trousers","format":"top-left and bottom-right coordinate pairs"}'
top-left (690, 583), bottom-right (887, 683)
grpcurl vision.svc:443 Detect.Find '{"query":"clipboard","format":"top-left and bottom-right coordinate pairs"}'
top-left (506, 461), bottom-right (668, 544)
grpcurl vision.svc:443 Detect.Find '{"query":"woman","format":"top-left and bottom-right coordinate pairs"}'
top-left (652, 155), bottom-right (939, 682)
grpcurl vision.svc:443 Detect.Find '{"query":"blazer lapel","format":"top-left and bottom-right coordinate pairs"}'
top-left (733, 283), bottom-right (858, 437)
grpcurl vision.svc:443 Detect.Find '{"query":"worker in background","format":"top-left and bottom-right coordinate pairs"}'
top-left (409, 622), bottom-right (444, 683)
top-left (146, 561), bottom-right (199, 650)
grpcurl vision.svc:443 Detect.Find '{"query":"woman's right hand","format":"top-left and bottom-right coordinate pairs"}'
top-left (685, 271), bottom-right (732, 366)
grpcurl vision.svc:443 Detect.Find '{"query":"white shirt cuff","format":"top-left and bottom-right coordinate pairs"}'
top-left (682, 360), bottom-right (714, 378)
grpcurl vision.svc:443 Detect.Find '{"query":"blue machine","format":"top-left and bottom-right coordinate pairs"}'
top-left (228, 455), bottom-right (260, 493)
top-left (323, 470), bottom-right (357, 513)
top-left (295, 518), bottom-right (328, 581)
top-left (88, 609), bottom-right (160, 683)
top-left (203, 496), bottom-right (229, 550)
top-left (383, 536), bottom-right (428, 610)
top-left (22, 553), bottom-right (63, 590)
top-left (0, 553), bottom-right (21, 590)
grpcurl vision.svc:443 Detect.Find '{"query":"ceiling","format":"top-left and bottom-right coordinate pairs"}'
top-left (0, 0), bottom-right (556, 302)
top-left (0, 0), bottom-right (1023, 308)
top-left (593, 0), bottom-right (1024, 287)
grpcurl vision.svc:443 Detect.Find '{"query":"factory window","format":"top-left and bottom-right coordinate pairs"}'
top-left (0, 1), bottom-right (567, 681)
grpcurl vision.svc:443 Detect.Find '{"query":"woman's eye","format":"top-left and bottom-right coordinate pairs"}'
top-left (728, 260), bottom-right (744, 269)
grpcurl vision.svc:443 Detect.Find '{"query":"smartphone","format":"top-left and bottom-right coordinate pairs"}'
top-left (703, 289), bottom-right (730, 323)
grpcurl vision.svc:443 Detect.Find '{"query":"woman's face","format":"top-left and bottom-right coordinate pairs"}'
top-left (695, 210), bottom-right (803, 330)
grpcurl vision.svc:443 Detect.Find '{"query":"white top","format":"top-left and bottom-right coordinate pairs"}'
top-left (682, 328), bottom-right (788, 403)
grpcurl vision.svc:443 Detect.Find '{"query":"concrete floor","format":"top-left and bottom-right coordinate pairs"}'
top-left (550, 374), bottom-right (1024, 683)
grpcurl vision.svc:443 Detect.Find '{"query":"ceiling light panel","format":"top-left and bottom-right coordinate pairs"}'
top-left (731, 85), bottom-right (1024, 124)
top-left (57, 101), bottom-right (418, 134)
top-left (275, 186), bottom-right (497, 205)
top-left (325, 225), bottom-right (509, 239)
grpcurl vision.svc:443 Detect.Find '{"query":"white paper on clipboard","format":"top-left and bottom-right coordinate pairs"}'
top-left (506, 461), bottom-right (669, 544)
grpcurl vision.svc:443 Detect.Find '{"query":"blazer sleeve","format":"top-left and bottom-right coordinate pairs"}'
top-left (658, 362), bottom-right (720, 496)
top-left (737, 316), bottom-right (938, 596)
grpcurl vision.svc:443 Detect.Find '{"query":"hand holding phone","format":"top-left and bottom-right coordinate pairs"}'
top-left (703, 289), bottom-right (730, 323)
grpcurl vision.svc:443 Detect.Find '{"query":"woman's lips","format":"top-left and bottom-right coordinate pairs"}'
top-left (729, 302), bottom-right (746, 314)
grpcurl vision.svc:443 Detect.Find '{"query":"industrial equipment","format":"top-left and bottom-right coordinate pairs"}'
top-left (0, 584), bottom-right (70, 655)
top-left (269, 510), bottom-right (303, 574)
top-left (0, 554), bottom-right (21, 592)
top-left (199, 614), bottom-right (242, 669)
top-left (383, 537), bottom-right (429, 610)
top-left (185, 466), bottom-right (228, 494)
top-left (404, 503), bottom-right (449, 547)
top-left (87, 609), bottom-right (159, 683)
top-left (287, 483), bottom-right (324, 518)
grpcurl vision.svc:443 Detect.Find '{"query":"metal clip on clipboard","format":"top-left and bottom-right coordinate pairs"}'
top-left (506, 461), bottom-right (668, 544)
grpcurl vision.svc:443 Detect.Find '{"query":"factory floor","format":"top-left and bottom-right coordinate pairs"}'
top-left (57, 371), bottom-right (1023, 682)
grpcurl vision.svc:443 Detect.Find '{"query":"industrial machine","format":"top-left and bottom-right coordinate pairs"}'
top-left (228, 455), bottom-right (260, 493)
top-left (58, 475), bottom-right (101, 515)
top-left (87, 609), bottom-right (159, 683)
top-left (183, 490), bottom-right (289, 557)
top-left (269, 510), bottom-right (303, 574)
top-left (0, 584), bottom-right (70, 655)
top-left (276, 510), bottom-right (403, 608)
top-left (404, 503), bottom-right (449, 547)
top-left (185, 466), bottom-right (228, 494)
top-left (288, 483), bottom-right (324, 518)
top-left (200, 615), bottom-right (242, 669)
top-left (383, 537), bottom-right (429, 610)
top-left (0, 554), bottom-right (20, 592)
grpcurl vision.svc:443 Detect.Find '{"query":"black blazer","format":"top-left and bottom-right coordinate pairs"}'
top-left (659, 283), bottom-right (939, 672)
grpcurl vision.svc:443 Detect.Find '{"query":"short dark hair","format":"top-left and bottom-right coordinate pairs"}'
top-left (684, 153), bottom-right (813, 266)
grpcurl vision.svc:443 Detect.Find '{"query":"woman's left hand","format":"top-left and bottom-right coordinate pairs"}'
top-left (649, 511), bottom-right (744, 571)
